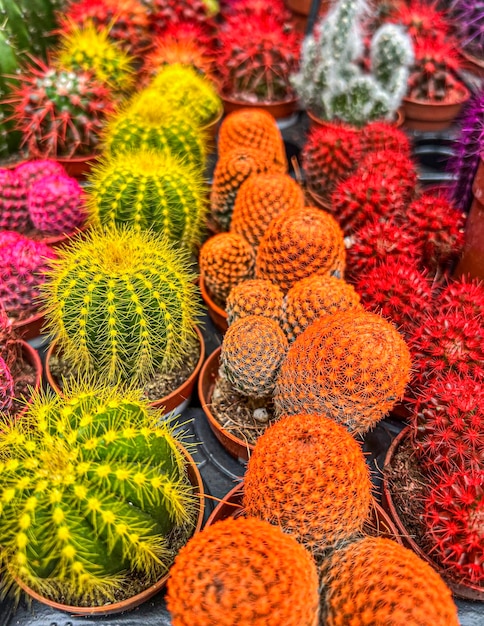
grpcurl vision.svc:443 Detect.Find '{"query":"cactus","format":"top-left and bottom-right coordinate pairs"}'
top-left (323, 537), bottom-right (458, 625)
top-left (199, 232), bottom-right (255, 306)
top-left (359, 120), bottom-right (412, 156)
top-left (28, 175), bottom-right (86, 236)
top-left (15, 159), bottom-right (66, 188)
top-left (166, 517), bottom-right (320, 626)
top-left (87, 150), bottom-right (207, 250)
top-left (388, 0), bottom-right (450, 43)
top-left (0, 169), bottom-right (31, 232)
top-left (255, 207), bottom-right (346, 293)
top-left (230, 173), bottom-right (304, 249)
top-left (358, 149), bottom-right (418, 195)
top-left (141, 0), bottom-right (215, 41)
top-left (41, 227), bottom-right (201, 383)
top-left (244, 413), bottom-right (372, 550)
top-left (226, 279), bottom-right (284, 326)
top-left (5, 58), bottom-right (114, 158)
top-left (448, 0), bottom-right (484, 58)
top-left (439, 274), bottom-right (484, 318)
top-left (0, 383), bottom-right (198, 606)
top-left (220, 316), bottom-right (288, 398)
top-left (283, 275), bottom-right (362, 342)
top-left (274, 310), bottom-right (412, 433)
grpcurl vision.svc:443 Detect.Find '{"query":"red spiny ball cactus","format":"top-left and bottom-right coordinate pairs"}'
top-left (359, 121), bottom-right (411, 156)
top-left (28, 175), bottom-right (86, 235)
top-left (302, 124), bottom-right (362, 200)
top-left (199, 232), bottom-right (255, 306)
top-left (424, 469), bottom-right (484, 585)
top-left (0, 169), bottom-right (31, 232)
top-left (274, 311), bottom-right (412, 434)
top-left (412, 372), bottom-right (484, 472)
top-left (166, 517), bottom-right (320, 626)
top-left (221, 315), bottom-right (288, 398)
top-left (439, 275), bottom-right (484, 318)
top-left (226, 279), bottom-right (284, 326)
top-left (142, 0), bottom-right (214, 43)
top-left (255, 207), bottom-right (346, 293)
top-left (230, 173), bottom-right (304, 249)
top-left (408, 37), bottom-right (463, 102)
top-left (0, 355), bottom-right (14, 412)
top-left (15, 159), bottom-right (66, 188)
top-left (282, 274), bottom-right (362, 342)
top-left (324, 537), bottom-right (459, 626)
top-left (243, 413), bottom-right (372, 550)
top-left (356, 150), bottom-right (418, 206)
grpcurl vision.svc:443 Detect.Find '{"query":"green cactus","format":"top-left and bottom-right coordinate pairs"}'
top-left (87, 150), bottom-right (207, 250)
top-left (0, 383), bottom-right (198, 606)
top-left (41, 227), bottom-right (201, 384)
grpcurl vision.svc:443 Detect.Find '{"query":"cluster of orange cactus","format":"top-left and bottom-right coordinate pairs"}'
top-left (226, 279), bottom-right (284, 326)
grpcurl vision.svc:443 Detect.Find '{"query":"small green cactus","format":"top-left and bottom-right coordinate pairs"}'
top-left (0, 383), bottom-right (198, 607)
top-left (87, 150), bottom-right (207, 250)
top-left (41, 227), bottom-right (201, 384)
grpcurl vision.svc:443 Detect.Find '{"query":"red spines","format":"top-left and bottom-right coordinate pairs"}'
top-left (439, 275), bottom-right (484, 318)
top-left (359, 121), bottom-right (412, 156)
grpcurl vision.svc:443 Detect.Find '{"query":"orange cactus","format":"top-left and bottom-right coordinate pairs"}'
top-left (230, 173), bottom-right (304, 249)
top-left (226, 278), bottom-right (284, 326)
top-left (323, 537), bottom-right (459, 626)
top-left (274, 310), bottom-right (412, 433)
top-left (255, 206), bottom-right (346, 293)
top-left (283, 274), bottom-right (363, 342)
top-left (199, 233), bottom-right (255, 306)
top-left (243, 413), bottom-right (372, 550)
top-left (221, 315), bottom-right (288, 398)
top-left (166, 516), bottom-right (320, 626)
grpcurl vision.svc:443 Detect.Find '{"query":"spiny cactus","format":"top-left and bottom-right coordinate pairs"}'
top-left (141, 0), bottom-right (215, 41)
top-left (439, 275), bottom-right (484, 318)
top-left (359, 120), bottom-right (412, 156)
top-left (28, 175), bottom-right (86, 236)
top-left (388, 0), bottom-right (450, 43)
top-left (0, 169), bottom-right (31, 232)
top-left (0, 384), bottom-right (198, 606)
top-left (448, 0), bottom-right (484, 59)
top-left (244, 413), bottom-right (372, 550)
top-left (41, 227), bottom-right (201, 383)
top-left (283, 274), bottom-right (362, 342)
top-left (230, 173), bottom-right (304, 249)
top-left (358, 149), bottom-right (418, 196)
top-left (323, 537), bottom-right (458, 625)
top-left (15, 159), bottom-right (66, 188)
top-left (255, 207), bottom-right (346, 293)
top-left (226, 279), bottom-right (284, 326)
top-left (87, 150), bottom-right (207, 250)
top-left (274, 310), bottom-right (412, 433)
top-left (166, 517), bottom-right (320, 626)
top-left (220, 316), bottom-right (288, 398)
top-left (199, 233), bottom-right (255, 306)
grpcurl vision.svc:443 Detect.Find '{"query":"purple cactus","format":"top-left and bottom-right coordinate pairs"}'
top-left (448, 0), bottom-right (484, 58)
top-left (28, 174), bottom-right (86, 235)
top-left (0, 169), bottom-right (31, 232)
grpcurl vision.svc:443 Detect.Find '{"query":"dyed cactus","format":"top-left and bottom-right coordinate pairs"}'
top-left (230, 173), bottom-right (304, 249)
top-left (226, 279), bottom-right (284, 326)
top-left (359, 120), bottom-right (411, 156)
top-left (0, 169), bottom-right (31, 232)
top-left (87, 150), bottom-right (207, 250)
top-left (15, 159), bottom-right (66, 188)
top-left (255, 207), bottom-right (346, 293)
top-left (141, 0), bottom-right (214, 41)
top-left (28, 175), bottom-right (86, 235)
top-left (41, 227), bottom-right (200, 383)
top-left (220, 316), bottom-right (288, 398)
top-left (166, 517), bottom-right (320, 626)
top-left (323, 537), bottom-right (458, 625)
top-left (357, 149), bottom-right (418, 195)
top-left (439, 274), bottom-right (484, 318)
top-left (448, 0), bottom-right (484, 59)
top-left (388, 0), bottom-right (450, 42)
top-left (274, 310), bottom-right (412, 433)
top-left (244, 413), bottom-right (372, 549)
top-left (0, 384), bottom-right (198, 606)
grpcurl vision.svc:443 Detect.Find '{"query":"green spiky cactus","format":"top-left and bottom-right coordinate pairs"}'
top-left (87, 150), bottom-right (207, 250)
top-left (0, 383), bottom-right (198, 607)
top-left (41, 227), bottom-right (201, 383)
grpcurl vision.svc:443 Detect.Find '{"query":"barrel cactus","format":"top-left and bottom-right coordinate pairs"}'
top-left (0, 383), bottom-right (199, 606)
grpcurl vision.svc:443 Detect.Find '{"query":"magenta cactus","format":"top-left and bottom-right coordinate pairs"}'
top-left (15, 159), bottom-right (66, 188)
top-left (28, 175), bottom-right (86, 235)
top-left (0, 169), bottom-right (31, 232)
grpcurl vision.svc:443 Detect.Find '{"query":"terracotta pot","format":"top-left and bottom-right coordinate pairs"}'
top-left (199, 274), bottom-right (228, 334)
top-left (307, 108), bottom-right (405, 130)
top-left (56, 154), bottom-right (98, 181)
top-left (220, 94), bottom-right (299, 121)
top-left (459, 49), bottom-right (484, 78)
top-left (382, 426), bottom-right (484, 601)
top-left (198, 347), bottom-right (254, 462)
top-left (15, 445), bottom-right (205, 616)
top-left (14, 341), bottom-right (43, 419)
top-left (402, 87), bottom-right (471, 132)
top-left (284, 0), bottom-right (332, 34)
top-left (12, 310), bottom-right (45, 340)
top-left (45, 326), bottom-right (205, 415)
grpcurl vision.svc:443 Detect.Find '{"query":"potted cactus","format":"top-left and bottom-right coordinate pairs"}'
top-left (448, 0), bottom-right (484, 77)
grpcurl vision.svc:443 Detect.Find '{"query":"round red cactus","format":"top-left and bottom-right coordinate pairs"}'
top-left (359, 121), bottom-right (411, 157)
top-left (439, 275), bottom-right (484, 318)
top-left (358, 149), bottom-right (418, 198)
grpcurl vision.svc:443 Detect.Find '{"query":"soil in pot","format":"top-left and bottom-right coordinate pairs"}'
top-left (7, 342), bottom-right (40, 419)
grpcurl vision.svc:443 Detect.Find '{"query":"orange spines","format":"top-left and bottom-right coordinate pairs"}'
top-left (210, 148), bottom-right (286, 232)
top-left (283, 275), bottom-right (363, 342)
top-left (255, 207), bottom-right (346, 293)
top-left (226, 279), bottom-right (284, 326)
top-left (230, 173), bottom-right (304, 249)
top-left (199, 233), bottom-right (255, 306)
top-left (221, 315), bottom-right (288, 397)
top-left (166, 517), bottom-right (320, 626)
top-left (217, 108), bottom-right (287, 169)
top-left (274, 311), bottom-right (412, 434)
top-left (323, 537), bottom-right (459, 626)
top-left (243, 413), bottom-right (372, 550)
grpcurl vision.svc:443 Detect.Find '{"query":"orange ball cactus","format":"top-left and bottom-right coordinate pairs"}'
top-left (255, 206), bottom-right (346, 293)
top-left (230, 173), bottom-right (304, 249)
top-left (166, 516), bottom-right (320, 626)
top-left (221, 315), bottom-right (288, 398)
top-left (210, 148), bottom-right (286, 232)
top-left (323, 537), bottom-right (459, 626)
top-left (226, 278), bottom-right (284, 326)
top-left (283, 274), bottom-right (363, 342)
top-left (217, 108), bottom-right (287, 169)
top-left (243, 413), bottom-right (372, 550)
top-left (274, 310), bottom-right (412, 433)
top-left (199, 233), bottom-right (255, 306)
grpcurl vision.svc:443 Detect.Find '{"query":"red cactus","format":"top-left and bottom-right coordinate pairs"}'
top-left (388, 0), bottom-right (451, 43)
top-left (142, 0), bottom-right (215, 44)
top-left (359, 121), bottom-right (411, 157)
top-left (439, 275), bottom-right (484, 318)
